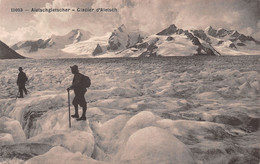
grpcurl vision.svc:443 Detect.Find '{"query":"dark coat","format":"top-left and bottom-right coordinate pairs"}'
top-left (17, 71), bottom-right (28, 85)
top-left (70, 73), bottom-right (87, 107)
top-left (70, 73), bottom-right (86, 93)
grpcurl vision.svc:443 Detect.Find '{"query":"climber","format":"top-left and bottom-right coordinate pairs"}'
top-left (67, 65), bottom-right (88, 121)
top-left (17, 67), bottom-right (28, 98)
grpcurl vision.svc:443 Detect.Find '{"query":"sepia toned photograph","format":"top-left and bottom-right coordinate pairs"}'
top-left (0, 0), bottom-right (259, 163)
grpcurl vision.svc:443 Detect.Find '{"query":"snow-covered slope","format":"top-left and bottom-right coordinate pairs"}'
top-left (0, 40), bottom-right (25, 59)
top-left (62, 25), bottom-right (147, 57)
top-left (62, 33), bottom-right (111, 57)
top-left (116, 24), bottom-right (221, 57)
top-left (49, 29), bottom-right (92, 48)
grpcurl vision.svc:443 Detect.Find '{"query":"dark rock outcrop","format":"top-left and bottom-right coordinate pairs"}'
top-left (238, 34), bottom-right (254, 42)
top-left (0, 41), bottom-right (25, 59)
top-left (229, 43), bottom-right (237, 49)
top-left (92, 44), bottom-right (103, 56)
top-left (218, 41), bottom-right (224, 45)
top-left (126, 35), bottom-right (131, 48)
top-left (132, 42), bottom-right (148, 49)
top-left (166, 36), bottom-right (174, 41)
top-left (237, 42), bottom-right (246, 46)
top-left (0, 143), bottom-right (52, 160)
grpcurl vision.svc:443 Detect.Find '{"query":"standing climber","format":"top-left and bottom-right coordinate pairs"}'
top-left (67, 65), bottom-right (88, 121)
top-left (17, 67), bottom-right (28, 98)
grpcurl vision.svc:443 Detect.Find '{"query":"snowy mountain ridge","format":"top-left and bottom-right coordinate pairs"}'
top-left (10, 24), bottom-right (260, 58)
top-left (205, 26), bottom-right (259, 44)
top-left (107, 24), bottom-right (146, 50)
top-left (192, 26), bottom-right (260, 55)
top-left (11, 29), bottom-right (92, 53)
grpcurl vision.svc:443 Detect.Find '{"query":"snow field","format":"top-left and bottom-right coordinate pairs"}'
top-left (156, 35), bottom-right (197, 57)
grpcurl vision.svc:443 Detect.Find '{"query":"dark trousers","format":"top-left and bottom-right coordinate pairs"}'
top-left (18, 83), bottom-right (27, 97)
top-left (72, 89), bottom-right (86, 107)
top-left (72, 89), bottom-right (87, 117)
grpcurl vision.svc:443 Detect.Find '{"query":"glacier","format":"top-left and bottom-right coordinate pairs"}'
top-left (0, 56), bottom-right (259, 163)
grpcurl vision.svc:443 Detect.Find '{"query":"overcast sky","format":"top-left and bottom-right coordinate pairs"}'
top-left (0, 0), bottom-right (259, 45)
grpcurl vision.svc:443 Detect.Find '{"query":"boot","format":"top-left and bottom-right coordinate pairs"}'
top-left (71, 105), bottom-right (79, 118)
top-left (18, 92), bottom-right (24, 98)
top-left (71, 114), bottom-right (79, 118)
top-left (76, 105), bottom-right (87, 121)
top-left (76, 116), bottom-right (86, 121)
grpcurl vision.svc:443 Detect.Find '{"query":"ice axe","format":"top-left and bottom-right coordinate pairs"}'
top-left (67, 90), bottom-right (71, 128)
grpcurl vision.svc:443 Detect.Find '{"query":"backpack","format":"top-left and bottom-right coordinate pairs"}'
top-left (25, 75), bottom-right (28, 82)
top-left (80, 74), bottom-right (91, 88)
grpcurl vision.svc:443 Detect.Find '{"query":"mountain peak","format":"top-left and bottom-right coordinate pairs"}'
top-left (205, 26), bottom-right (213, 29)
top-left (69, 29), bottom-right (83, 35)
top-left (72, 29), bottom-right (80, 32)
top-left (169, 24), bottom-right (177, 28)
top-left (157, 24), bottom-right (178, 35)
top-left (118, 24), bottom-right (126, 32)
top-left (231, 30), bottom-right (240, 38)
top-left (205, 26), bottom-right (217, 36)
top-left (205, 26), bottom-right (215, 31)
top-left (216, 28), bottom-right (233, 37)
top-left (107, 25), bottom-right (146, 51)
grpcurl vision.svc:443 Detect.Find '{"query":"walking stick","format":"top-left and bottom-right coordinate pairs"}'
top-left (15, 90), bottom-right (19, 100)
top-left (68, 90), bottom-right (71, 128)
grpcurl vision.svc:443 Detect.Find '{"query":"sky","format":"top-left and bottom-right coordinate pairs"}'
top-left (0, 0), bottom-right (260, 45)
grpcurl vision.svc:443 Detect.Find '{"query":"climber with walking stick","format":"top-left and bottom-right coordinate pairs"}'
top-left (67, 65), bottom-right (91, 123)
